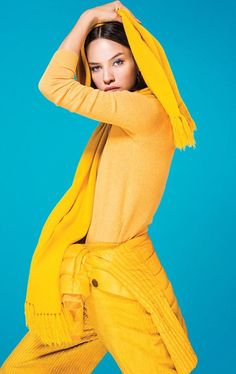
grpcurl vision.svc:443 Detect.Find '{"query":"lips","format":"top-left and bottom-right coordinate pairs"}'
top-left (104, 87), bottom-right (120, 91)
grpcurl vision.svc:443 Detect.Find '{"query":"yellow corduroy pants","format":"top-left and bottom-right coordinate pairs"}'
top-left (1, 234), bottom-right (179, 374)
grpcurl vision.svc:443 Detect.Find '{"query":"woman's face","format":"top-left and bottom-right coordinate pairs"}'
top-left (86, 38), bottom-right (138, 92)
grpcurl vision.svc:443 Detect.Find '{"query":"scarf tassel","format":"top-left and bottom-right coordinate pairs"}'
top-left (24, 301), bottom-right (75, 346)
top-left (170, 108), bottom-right (197, 151)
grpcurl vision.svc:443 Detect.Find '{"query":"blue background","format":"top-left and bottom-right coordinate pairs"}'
top-left (0, 0), bottom-right (235, 372)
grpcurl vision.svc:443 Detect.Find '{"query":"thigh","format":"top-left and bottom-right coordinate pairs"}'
top-left (90, 282), bottom-right (177, 374)
top-left (1, 297), bottom-right (107, 374)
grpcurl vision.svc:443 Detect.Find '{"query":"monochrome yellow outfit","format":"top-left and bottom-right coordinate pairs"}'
top-left (1, 7), bottom-right (198, 374)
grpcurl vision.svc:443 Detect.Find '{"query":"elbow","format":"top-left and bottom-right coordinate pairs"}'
top-left (37, 73), bottom-right (57, 101)
top-left (37, 77), bottom-right (51, 99)
top-left (37, 77), bottom-right (73, 105)
top-left (38, 78), bottom-right (44, 93)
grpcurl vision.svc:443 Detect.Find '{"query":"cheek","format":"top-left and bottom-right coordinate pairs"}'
top-left (91, 72), bottom-right (98, 81)
top-left (91, 72), bottom-right (102, 87)
top-left (120, 64), bottom-right (136, 82)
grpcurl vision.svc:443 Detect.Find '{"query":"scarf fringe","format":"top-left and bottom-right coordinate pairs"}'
top-left (24, 301), bottom-right (75, 346)
top-left (170, 109), bottom-right (197, 151)
top-left (178, 101), bottom-right (197, 132)
top-left (170, 100), bottom-right (197, 151)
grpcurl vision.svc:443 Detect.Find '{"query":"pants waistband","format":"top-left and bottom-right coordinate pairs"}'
top-left (60, 231), bottom-right (152, 311)
top-left (69, 231), bottom-right (151, 253)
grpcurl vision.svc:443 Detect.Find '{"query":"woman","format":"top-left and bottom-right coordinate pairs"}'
top-left (1, 2), bottom-right (198, 373)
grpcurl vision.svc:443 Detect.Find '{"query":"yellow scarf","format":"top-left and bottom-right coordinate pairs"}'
top-left (76, 8), bottom-right (197, 150)
top-left (24, 8), bottom-right (197, 345)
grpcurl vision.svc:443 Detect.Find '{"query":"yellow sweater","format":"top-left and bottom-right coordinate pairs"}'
top-left (38, 48), bottom-right (175, 243)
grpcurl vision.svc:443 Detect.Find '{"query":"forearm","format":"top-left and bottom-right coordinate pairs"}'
top-left (37, 7), bottom-right (164, 136)
top-left (58, 10), bottom-right (96, 55)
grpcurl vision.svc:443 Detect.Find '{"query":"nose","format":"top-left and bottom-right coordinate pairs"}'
top-left (103, 69), bottom-right (115, 85)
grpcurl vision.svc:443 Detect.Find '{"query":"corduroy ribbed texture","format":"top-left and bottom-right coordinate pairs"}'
top-left (1, 232), bottom-right (197, 373)
top-left (107, 235), bottom-right (198, 374)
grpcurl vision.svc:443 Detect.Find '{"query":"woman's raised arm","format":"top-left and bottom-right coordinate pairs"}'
top-left (38, 5), bottom-right (167, 136)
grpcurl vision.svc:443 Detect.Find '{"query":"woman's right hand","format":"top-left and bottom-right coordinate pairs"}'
top-left (85, 1), bottom-right (142, 27)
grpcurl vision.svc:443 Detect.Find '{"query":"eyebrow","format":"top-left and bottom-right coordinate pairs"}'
top-left (88, 52), bottom-right (125, 65)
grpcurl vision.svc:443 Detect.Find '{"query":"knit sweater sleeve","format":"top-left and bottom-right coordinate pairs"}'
top-left (37, 48), bottom-right (166, 135)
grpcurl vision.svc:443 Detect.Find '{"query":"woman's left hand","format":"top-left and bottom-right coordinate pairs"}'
top-left (86, 1), bottom-right (141, 26)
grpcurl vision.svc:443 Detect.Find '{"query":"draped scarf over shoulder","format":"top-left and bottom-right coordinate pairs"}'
top-left (24, 7), bottom-right (198, 373)
top-left (76, 8), bottom-right (197, 150)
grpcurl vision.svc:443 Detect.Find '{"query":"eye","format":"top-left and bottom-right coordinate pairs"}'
top-left (113, 58), bottom-right (124, 66)
top-left (90, 66), bottom-right (101, 73)
top-left (90, 59), bottom-right (124, 73)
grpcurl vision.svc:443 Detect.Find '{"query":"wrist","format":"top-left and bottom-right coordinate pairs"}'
top-left (79, 9), bottom-right (97, 30)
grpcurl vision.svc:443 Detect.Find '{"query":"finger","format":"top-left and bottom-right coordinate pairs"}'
top-left (114, 14), bottom-right (123, 23)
